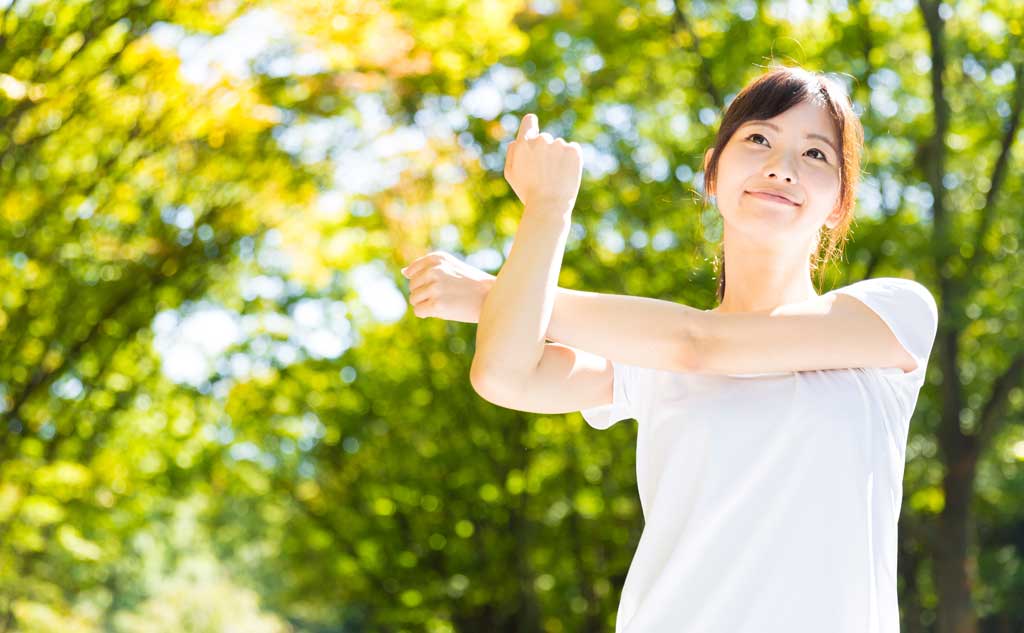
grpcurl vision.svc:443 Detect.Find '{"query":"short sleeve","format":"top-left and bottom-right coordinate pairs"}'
top-left (831, 277), bottom-right (939, 387)
top-left (579, 359), bottom-right (645, 430)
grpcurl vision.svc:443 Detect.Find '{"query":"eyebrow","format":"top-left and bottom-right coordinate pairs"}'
top-left (742, 120), bottom-right (840, 157)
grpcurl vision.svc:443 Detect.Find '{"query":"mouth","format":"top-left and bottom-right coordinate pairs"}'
top-left (745, 190), bottom-right (800, 206)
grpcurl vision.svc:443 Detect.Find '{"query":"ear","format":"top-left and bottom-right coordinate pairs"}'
top-left (824, 207), bottom-right (843, 230)
top-left (703, 147), bottom-right (716, 195)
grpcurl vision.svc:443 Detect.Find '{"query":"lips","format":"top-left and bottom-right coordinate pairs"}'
top-left (745, 189), bottom-right (801, 206)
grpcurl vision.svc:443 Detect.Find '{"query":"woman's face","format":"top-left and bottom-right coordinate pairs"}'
top-left (707, 98), bottom-right (843, 251)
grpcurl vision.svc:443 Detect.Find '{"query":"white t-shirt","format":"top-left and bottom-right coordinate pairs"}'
top-left (579, 276), bottom-right (939, 633)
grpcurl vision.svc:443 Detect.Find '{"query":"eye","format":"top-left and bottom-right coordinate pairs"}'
top-left (744, 132), bottom-right (830, 162)
top-left (806, 148), bottom-right (829, 162)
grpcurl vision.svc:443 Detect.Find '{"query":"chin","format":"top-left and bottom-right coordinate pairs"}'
top-left (726, 208), bottom-right (801, 240)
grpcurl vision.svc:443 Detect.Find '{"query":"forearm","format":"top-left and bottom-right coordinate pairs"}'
top-left (543, 286), bottom-right (700, 371)
top-left (475, 274), bottom-right (702, 372)
top-left (472, 207), bottom-right (572, 385)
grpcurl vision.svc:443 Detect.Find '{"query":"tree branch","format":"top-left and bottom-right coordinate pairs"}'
top-left (857, 180), bottom-right (908, 283)
top-left (0, 0), bottom-right (17, 52)
top-left (276, 471), bottom-right (397, 601)
top-left (975, 351), bottom-right (1024, 453)
top-left (917, 0), bottom-right (950, 245)
top-left (0, 202), bottom-right (234, 438)
top-left (671, 0), bottom-right (723, 110)
top-left (962, 59), bottom-right (1024, 284)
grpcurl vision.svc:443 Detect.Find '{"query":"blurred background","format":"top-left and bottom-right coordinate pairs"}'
top-left (0, 0), bottom-right (1022, 631)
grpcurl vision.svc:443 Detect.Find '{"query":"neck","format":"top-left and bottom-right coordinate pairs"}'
top-left (712, 224), bottom-right (820, 314)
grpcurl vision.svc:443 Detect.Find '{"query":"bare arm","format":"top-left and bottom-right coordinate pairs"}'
top-left (402, 254), bottom-right (699, 368)
top-left (472, 231), bottom-right (696, 403)
top-left (471, 208), bottom-right (574, 392)
top-left (543, 286), bottom-right (698, 370)
top-left (686, 291), bottom-right (924, 375)
top-left (471, 111), bottom-right (698, 400)
top-left (479, 277), bottom-right (917, 377)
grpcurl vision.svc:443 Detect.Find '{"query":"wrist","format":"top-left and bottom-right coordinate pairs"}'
top-left (523, 197), bottom-right (576, 219)
top-left (476, 276), bottom-right (496, 324)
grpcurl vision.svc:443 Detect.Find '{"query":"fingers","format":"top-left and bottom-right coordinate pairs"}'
top-left (408, 275), bottom-right (434, 293)
top-left (400, 252), bottom-right (441, 278)
top-left (516, 113), bottom-right (538, 141)
top-left (504, 140), bottom-right (517, 176)
top-left (513, 113), bottom-right (581, 149)
top-left (409, 288), bottom-right (435, 317)
top-left (410, 289), bottom-right (432, 308)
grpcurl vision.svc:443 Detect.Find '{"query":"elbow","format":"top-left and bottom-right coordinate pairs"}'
top-left (471, 334), bottom-right (501, 400)
top-left (470, 360), bottom-right (513, 406)
top-left (469, 362), bottom-right (496, 401)
top-left (470, 358), bottom-right (530, 408)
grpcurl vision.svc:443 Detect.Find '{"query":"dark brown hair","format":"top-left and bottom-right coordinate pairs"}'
top-left (703, 65), bottom-right (864, 303)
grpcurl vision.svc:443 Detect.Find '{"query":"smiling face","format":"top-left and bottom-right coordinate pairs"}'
top-left (705, 98), bottom-right (844, 252)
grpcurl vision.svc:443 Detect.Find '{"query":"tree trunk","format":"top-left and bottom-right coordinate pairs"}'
top-left (898, 522), bottom-right (925, 633)
top-left (934, 451), bottom-right (979, 633)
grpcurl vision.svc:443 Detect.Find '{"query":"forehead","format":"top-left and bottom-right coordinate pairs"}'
top-left (737, 102), bottom-right (839, 154)
top-left (743, 99), bottom-right (838, 139)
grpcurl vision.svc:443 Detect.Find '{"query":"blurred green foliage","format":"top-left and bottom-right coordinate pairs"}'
top-left (1, 1), bottom-right (1022, 632)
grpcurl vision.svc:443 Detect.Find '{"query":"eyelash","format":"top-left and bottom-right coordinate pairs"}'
top-left (745, 133), bottom-right (829, 163)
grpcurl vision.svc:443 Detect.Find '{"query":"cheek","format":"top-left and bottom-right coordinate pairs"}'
top-left (805, 167), bottom-right (841, 204)
top-left (712, 147), bottom-right (751, 197)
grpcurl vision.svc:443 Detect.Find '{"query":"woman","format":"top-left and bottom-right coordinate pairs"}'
top-left (401, 65), bottom-right (938, 632)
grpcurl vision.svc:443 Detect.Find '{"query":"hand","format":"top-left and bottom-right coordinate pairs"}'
top-left (503, 113), bottom-right (583, 216)
top-left (400, 251), bottom-right (496, 323)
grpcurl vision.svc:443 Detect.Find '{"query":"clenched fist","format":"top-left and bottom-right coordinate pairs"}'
top-left (401, 251), bottom-right (495, 323)
top-left (503, 113), bottom-right (583, 216)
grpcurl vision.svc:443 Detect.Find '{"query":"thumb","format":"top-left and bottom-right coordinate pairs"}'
top-left (516, 113), bottom-right (538, 141)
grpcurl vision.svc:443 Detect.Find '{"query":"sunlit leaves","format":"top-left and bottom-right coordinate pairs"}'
top-left (1, 0), bottom-right (1023, 631)
top-left (277, 0), bottom-right (529, 88)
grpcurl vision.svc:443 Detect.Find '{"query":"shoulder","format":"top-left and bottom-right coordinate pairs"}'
top-left (829, 276), bottom-right (937, 320)
top-left (832, 275), bottom-right (929, 293)
top-left (828, 276), bottom-right (939, 374)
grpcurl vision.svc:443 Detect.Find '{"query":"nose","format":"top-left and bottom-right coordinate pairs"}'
top-left (763, 152), bottom-right (798, 183)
